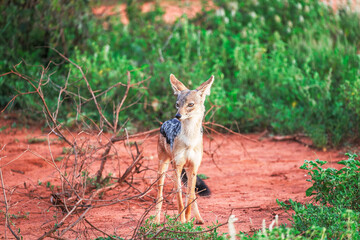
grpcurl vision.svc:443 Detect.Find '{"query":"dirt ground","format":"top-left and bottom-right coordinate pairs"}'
top-left (92, 0), bottom-right (216, 25)
top-left (0, 116), bottom-right (347, 239)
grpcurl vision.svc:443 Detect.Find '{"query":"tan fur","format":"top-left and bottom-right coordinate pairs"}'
top-left (154, 74), bottom-right (214, 224)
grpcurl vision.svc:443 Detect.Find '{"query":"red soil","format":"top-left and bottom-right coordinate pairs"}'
top-left (92, 1), bottom-right (216, 25)
top-left (0, 116), bottom-right (346, 239)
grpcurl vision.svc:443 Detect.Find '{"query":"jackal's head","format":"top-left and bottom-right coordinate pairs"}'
top-left (169, 74), bottom-right (214, 121)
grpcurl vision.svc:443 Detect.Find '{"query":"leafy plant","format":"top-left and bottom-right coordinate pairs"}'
top-left (82, 171), bottom-right (113, 190)
top-left (94, 237), bottom-right (123, 240)
top-left (27, 137), bottom-right (47, 144)
top-left (137, 215), bottom-right (225, 239)
top-left (278, 199), bottom-right (360, 239)
top-left (300, 153), bottom-right (360, 210)
top-left (46, 181), bottom-right (55, 191)
top-left (55, 156), bottom-right (64, 162)
top-left (197, 173), bottom-right (209, 180)
top-left (0, 126), bottom-right (8, 132)
top-left (10, 211), bottom-right (30, 220)
top-left (275, 153), bottom-right (360, 239)
top-left (62, 147), bottom-right (73, 155)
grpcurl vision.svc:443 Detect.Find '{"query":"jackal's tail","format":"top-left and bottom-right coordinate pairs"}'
top-left (181, 169), bottom-right (211, 197)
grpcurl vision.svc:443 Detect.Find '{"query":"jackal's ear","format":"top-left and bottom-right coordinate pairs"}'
top-left (196, 75), bottom-right (214, 98)
top-left (170, 74), bottom-right (188, 95)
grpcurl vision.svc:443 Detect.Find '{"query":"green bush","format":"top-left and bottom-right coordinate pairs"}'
top-left (0, 0), bottom-right (95, 64)
top-left (136, 215), bottom-right (225, 239)
top-left (0, 0), bottom-right (100, 109)
top-left (276, 153), bottom-right (360, 239)
top-left (278, 199), bottom-right (360, 239)
top-left (300, 153), bottom-right (360, 211)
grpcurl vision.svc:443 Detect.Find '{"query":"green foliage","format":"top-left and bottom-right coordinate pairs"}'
top-left (62, 147), bottom-right (73, 155)
top-left (0, 126), bottom-right (8, 132)
top-left (82, 171), bottom-right (112, 190)
top-left (300, 153), bottom-right (360, 210)
top-left (278, 199), bottom-right (360, 239)
top-left (55, 156), bottom-right (64, 162)
top-left (0, 0), bottom-right (95, 65)
top-left (274, 153), bottom-right (360, 239)
top-left (27, 137), bottom-right (47, 144)
top-left (136, 215), bottom-right (225, 239)
top-left (197, 173), bottom-right (209, 180)
top-left (46, 181), bottom-right (55, 191)
top-left (0, 0), bottom-right (98, 108)
top-left (94, 237), bottom-right (123, 240)
top-left (1, 0), bottom-right (360, 146)
top-left (10, 211), bottom-right (29, 220)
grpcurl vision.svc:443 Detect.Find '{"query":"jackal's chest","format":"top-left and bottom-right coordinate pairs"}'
top-left (176, 132), bottom-right (202, 148)
top-left (160, 118), bottom-right (203, 164)
top-left (160, 118), bottom-right (203, 149)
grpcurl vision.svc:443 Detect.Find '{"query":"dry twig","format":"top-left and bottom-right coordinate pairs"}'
top-left (0, 167), bottom-right (21, 240)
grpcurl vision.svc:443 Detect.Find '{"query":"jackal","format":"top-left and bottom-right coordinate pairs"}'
top-left (154, 74), bottom-right (214, 224)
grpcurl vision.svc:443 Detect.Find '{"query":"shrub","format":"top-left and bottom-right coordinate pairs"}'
top-left (300, 153), bottom-right (360, 211)
top-left (277, 153), bottom-right (360, 239)
top-left (136, 215), bottom-right (225, 239)
top-left (278, 199), bottom-right (360, 239)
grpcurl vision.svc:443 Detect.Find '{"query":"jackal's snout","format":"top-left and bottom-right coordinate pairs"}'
top-left (175, 113), bottom-right (182, 119)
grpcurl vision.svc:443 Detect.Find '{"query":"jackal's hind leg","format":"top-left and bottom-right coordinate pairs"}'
top-left (154, 158), bottom-right (170, 224)
top-left (192, 200), bottom-right (204, 224)
top-left (174, 163), bottom-right (186, 223)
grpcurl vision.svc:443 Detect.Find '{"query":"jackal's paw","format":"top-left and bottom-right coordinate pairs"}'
top-left (153, 216), bottom-right (161, 224)
top-left (195, 219), bottom-right (205, 225)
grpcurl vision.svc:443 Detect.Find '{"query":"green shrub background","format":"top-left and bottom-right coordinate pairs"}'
top-left (1, 0), bottom-right (360, 147)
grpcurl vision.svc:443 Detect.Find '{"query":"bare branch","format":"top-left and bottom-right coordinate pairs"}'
top-left (37, 199), bottom-right (84, 240)
top-left (84, 219), bottom-right (117, 240)
top-left (0, 167), bottom-right (21, 240)
top-left (59, 207), bottom-right (92, 237)
top-left (114, 71), bottom-right (131, 133)
top-left (204, 121), bottom-right (259, 143)
top-left (49, 47), bottom-right (114, 130)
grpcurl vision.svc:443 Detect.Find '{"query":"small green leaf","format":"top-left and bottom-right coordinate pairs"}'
top-left (306, 186), bottom-right (314, 197)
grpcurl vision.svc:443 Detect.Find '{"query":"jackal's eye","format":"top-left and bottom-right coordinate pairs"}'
top-left (175, 103), bottom-right (179, 108)
top-left (187, 103), bottom-right (194, 107)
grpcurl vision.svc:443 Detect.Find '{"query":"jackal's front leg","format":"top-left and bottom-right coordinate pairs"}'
top-left (185, 166), bottom-right (204, 224)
